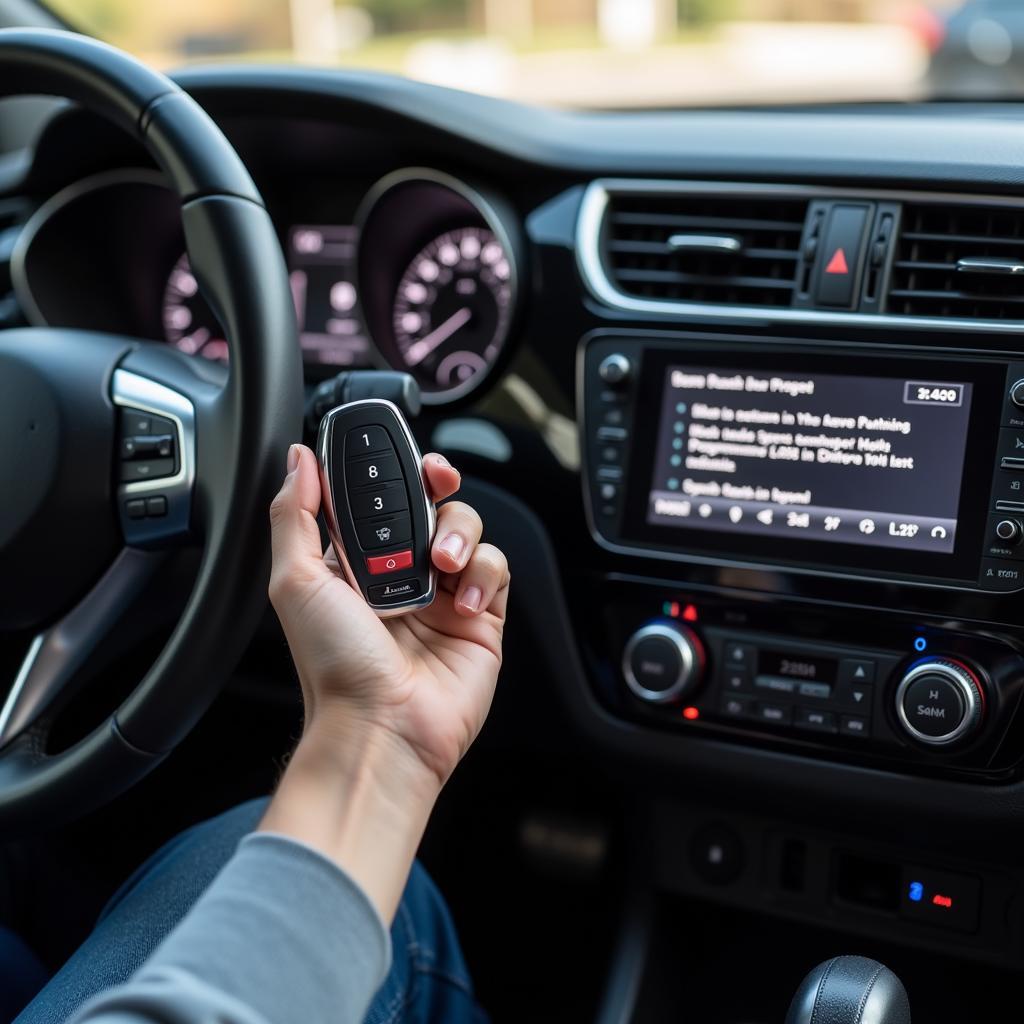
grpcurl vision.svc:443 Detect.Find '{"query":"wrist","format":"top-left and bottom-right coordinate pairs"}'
top-left (258, 718), bottom-right (440, 923)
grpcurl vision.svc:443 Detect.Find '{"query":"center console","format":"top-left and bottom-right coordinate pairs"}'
top-left (577, 332), bottom-right (1024, 781)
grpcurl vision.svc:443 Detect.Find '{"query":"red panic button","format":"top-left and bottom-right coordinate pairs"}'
top-left (366, 549), bottom-right (414, 575)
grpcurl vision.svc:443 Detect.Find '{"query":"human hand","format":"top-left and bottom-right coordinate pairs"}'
top-left (267, 443), bottom-right (509, 792)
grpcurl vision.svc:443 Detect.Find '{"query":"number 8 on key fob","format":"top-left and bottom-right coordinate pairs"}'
top-left (316, 400), bottom-right (436, 616)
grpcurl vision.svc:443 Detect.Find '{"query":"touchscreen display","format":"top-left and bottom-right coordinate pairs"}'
top-left (647, 366), bottom-right (973, 555)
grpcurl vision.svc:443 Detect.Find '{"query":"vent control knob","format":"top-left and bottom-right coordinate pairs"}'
top-left (895, 658), bottom-right (984, 747)
top-left (622, 622), bottom-right (705, 704)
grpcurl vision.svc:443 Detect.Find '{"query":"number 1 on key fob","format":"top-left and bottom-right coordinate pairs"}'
top-left (316, 400), bottom-right (437, 616)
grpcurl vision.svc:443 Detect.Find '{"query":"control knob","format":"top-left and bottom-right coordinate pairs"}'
top-left (1010, 378), bottom-right (1024, 409)
top-left (996, 518), bottom-right (1021, 545)
top-left (894, 657), bottom-right (984, 747)
top-left (622, 622), bottom-right (705, 704)
top-left (598, 353), bottom-right (632, 387)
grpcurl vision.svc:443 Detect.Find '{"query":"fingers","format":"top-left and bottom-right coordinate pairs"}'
top-left (431, 501), bottom-right (483, 574)
top-left (422, 453), bottom-right (461, 502)
top-left (447, 543), bottom-right (510, 618)
top-left (268, 444), bottom-right (329, 606)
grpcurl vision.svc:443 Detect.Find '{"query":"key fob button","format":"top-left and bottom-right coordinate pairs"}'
top-left (368, 578), bottom-right (423, 604)
top-left (347, 452), bottom-right (402, 489)
top-left (346, 425), bottom-right (392, 459)
top-left (366, 549), bottom-right (414, 575)
top-left (355, 514), bottom-right (412, 550)
top-left (349, 480), bottom-right (409, 519)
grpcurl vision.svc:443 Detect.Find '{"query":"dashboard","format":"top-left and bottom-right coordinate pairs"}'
top-left (11, 69), bottom-right (1024, 969)
top-left (11, 158), bottom-right (521, 403)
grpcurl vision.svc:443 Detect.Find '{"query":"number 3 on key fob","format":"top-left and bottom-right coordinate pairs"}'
top-left (316, 399), bottom-right (437, 616)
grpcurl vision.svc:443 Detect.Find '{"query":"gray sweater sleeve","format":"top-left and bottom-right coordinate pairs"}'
top-left (69, 833), bottom-right (392, 1024)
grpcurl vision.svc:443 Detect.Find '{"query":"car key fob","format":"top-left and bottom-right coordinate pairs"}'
top-left (316, 399), bottom-right (436, 616)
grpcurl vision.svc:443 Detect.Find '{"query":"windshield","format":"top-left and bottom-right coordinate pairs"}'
top-left (41, 2), bottom-right (1016, 108)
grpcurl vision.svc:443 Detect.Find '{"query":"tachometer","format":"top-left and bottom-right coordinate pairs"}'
top-left (392, 227), bottom-right (512, 397)
top-left (161, 253), bottom-right (228, 362)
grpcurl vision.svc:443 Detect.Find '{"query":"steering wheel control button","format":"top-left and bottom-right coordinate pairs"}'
top-left (145, 496), bottom-right (167, 517)
top-left (366, 549), bottom-right (414, 575)
top-left (319, 400), bottom-right (437, 616)
top-left (597, 353), bottom-right (631, 386)
top-left (622, 622), bottom-right (704, 704)
top-left (349, 481), bottom-right (409, 519)
top-left (814, 204), bottom-right (869, 308)
top-left (347, 452), bottom-right (402, 488)
top-left (125, 499), bottom-right (146, 520)
top-left (345, 425), bottom-right (392, 459)
top-left (355, 514), bottom-right (413, 550)
top-left (119, 457), bottom-right (175, 482)
top-left (895, 659), bottom-right (984, 747)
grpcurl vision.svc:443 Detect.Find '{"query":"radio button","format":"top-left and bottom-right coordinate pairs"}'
top-left (838, 658), bottom-right (876, 686)
top-left (840, 715), bottom-right (871, 738)
top-left (623, 623), bottom-right (705, 704)
top-left (795, 707), bottom-right (838, 734)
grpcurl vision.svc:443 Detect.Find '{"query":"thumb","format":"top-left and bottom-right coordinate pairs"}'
top-left (269, 444), bottom-right (329, 600)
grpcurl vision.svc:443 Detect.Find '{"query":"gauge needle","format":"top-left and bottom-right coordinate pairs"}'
top-left (406, 307), bottom-right (472, 366)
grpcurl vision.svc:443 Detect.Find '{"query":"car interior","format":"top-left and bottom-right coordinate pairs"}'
top-left (4, 0), bottom-right (1024, 1021)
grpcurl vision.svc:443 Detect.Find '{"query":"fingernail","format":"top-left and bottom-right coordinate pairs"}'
top-left (287, 445), bottom-right (300, 473)
top-left (461, 586), bottom-right (482, 612)
top-left (434, 454), bottom-right (450, 467)
top-left (438, 533), bottom-right (464, 561)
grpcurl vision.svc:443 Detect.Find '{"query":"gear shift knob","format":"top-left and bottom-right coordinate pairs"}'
top-left (786, 956), bottom-right (911, 1024)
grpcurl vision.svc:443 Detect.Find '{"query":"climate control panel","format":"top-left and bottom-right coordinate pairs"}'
top-left (583, 583), bottom-right (1024, 779)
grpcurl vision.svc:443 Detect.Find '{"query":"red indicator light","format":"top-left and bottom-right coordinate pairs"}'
top-left (932, 893), bottom-right (953, 909)
top-left (666, 601), bottom-right (681, 618)
top-left (683, 603), bottom-right (699, 622)
top-left (825, 248), bottom-right (849, 275)
top-left (682, 706), bottom-right (700, 721)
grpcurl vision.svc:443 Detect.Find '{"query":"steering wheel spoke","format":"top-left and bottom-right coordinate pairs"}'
top-left (0, 548), bottom-right (162, 747)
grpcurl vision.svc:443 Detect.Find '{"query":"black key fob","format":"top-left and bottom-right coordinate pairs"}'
top-left (316, 399), bottom-right (436, 616)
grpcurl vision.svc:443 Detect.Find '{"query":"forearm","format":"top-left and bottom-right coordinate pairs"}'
top-left (257, 716), bottom-right (441, 924)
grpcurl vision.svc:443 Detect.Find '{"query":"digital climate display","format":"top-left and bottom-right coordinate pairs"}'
top-left (647, 366), bottom-right (974, 555)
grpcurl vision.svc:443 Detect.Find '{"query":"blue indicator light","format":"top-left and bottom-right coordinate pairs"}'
top-left (908, 881), bottom-right (924, 902)
top-left (914, 637), bottom-right (927, 652)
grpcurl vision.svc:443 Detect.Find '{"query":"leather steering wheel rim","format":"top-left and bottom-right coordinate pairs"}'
top-left (0, 29), bottom-right (303, 828)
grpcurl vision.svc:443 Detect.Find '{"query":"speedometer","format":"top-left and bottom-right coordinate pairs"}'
top-left (391, 227), bottom-right (513, 398)
top-left (161, 253), bottom-right (228, 362)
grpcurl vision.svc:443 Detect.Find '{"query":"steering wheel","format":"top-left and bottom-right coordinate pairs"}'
top-left (0, 30), bottom-right (303, 828)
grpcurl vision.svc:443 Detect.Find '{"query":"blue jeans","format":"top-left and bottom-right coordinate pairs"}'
top-left (9, 799), bottom-right (486, 1024)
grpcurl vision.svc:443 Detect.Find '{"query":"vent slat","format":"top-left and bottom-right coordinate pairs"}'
top-left (887, 202), bottom-right (1024, 320)
top-left (603, 191), bottom-right (807, 307)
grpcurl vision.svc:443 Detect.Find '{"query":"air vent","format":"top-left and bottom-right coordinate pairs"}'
top-left (602, 190), bottom-right (808, 307)
top-left (888, 202), bottom-right (1024, 320)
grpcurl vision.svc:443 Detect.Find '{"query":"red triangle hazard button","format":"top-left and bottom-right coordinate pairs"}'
top-left (825, 247), bottom-right (849, 275)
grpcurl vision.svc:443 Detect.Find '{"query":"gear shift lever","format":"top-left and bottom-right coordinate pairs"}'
top-left (786, 956), bottom-right (911, 1024)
